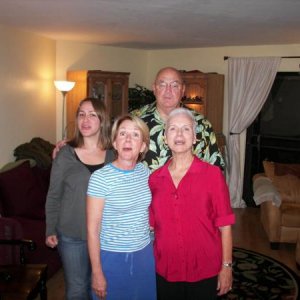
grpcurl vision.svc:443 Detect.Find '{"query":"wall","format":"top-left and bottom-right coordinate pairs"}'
top-left (0, 25), bottom-right (56, 167)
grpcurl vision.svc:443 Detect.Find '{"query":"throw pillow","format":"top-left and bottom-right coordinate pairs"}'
top-left (253, 175), bottom-right (281, 207)
top-left (0, 159), bottom-right (36, 172)
top-left (0, 161), bottom-right (46, 219)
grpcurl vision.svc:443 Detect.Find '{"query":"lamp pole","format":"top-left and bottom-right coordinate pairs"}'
top-left (54, 81), bottom-right (75, 140)
top-left (61, 91), bottom-right (67, 139)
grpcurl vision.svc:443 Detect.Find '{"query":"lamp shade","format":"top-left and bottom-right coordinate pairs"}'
top-left (54, 80), bottom-right (75, 92)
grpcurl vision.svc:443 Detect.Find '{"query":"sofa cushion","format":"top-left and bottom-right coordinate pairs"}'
top-left (0, 161), bottom-right (46, 220)
top-left (272, 174), bottom-right (300, 204)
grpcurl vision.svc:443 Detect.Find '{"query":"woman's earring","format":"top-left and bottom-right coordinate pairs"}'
top-left (163, 136), bottom-right (168, 145)
top-left (138, 152), bottom-right (143, 160)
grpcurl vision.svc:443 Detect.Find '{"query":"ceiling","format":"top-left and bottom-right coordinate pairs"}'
top-left (1, 0), bottom-right (300, 50)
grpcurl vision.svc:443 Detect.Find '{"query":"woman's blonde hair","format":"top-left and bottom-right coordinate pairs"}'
top-left (111, 114), bottom-right (150, 162)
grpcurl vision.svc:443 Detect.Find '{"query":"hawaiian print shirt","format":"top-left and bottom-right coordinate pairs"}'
top-left (131, 102), bottom-right (225, 171)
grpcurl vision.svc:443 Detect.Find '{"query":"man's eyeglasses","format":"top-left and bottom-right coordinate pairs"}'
top-left (156, 81), bottom-right (183, 91)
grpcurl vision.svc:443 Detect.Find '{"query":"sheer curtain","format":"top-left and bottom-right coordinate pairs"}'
top-left (227, 57), bottom-right (281, 208)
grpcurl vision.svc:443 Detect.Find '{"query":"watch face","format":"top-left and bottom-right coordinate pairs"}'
top-left (223, 262), bottom-right (233, 268)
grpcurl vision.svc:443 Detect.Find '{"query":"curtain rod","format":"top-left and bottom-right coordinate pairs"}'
top-left (223, 56), bottom-right (300, 61)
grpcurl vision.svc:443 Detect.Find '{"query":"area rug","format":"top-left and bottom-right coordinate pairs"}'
top-left (219, 247), bottom-right (299, 300)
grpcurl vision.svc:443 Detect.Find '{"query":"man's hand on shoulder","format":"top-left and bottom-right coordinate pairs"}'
top-left (52, 139), bottom-right (67, 159)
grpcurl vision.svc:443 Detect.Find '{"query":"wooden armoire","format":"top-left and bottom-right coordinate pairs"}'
top-left (66, 70), bottom-right (130, 138)
top-left (180, 70), bottom-right (225, 151)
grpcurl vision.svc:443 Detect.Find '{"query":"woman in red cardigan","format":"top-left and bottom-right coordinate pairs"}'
top-left (149, 107), bottom-right (235, 300)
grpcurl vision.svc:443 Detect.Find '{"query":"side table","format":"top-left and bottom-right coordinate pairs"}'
top-left (296, 234), bottom-right (300, 270)
top-left (0, 264), bottom-right (47, 300)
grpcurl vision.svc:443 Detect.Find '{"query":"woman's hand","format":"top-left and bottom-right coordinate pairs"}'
top-left (87, 195), bottom-right (106, 299)
top-left (92, 271), bottom-right (107, 299)
top-left (45, 235), bottom-right (58, 248)
top-left (217, 266), bottom-right (233, 295)
top-left (218, 225), bottom-right (233, 295)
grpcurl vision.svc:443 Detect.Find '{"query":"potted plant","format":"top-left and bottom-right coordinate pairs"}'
top-left (128, 84), bottom-right (155, 112)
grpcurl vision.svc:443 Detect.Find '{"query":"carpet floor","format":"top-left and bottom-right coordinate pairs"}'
top-left (219, 247), bottom-right (299, 300)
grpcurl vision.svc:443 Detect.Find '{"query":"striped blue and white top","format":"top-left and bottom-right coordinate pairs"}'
top-left (87, 162), bottom-right (151, 252)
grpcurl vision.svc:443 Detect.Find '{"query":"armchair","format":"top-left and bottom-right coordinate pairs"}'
top-left (253, 160), bottom-right (300, 250)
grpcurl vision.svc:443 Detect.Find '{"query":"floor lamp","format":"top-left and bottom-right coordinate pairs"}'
top-left (54, 80), bottom-right (75, 139)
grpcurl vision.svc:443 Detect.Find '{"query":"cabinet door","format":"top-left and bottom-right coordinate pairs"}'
top-left (181, 72), bottom-right (207, 116)
top-left (87, 73), bottom-right (110, 111)
top-left (88, 76), bottom-right (107, 101)
top-left (180, 71), bottom-right (225, 151)
top-left (87, 71), bottom-right (129, 121)
top-left (111, 79), bottom-right (126, 119)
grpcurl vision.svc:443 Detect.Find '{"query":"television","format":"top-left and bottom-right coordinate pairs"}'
top-left (259, 72), bottom-right (300, 138)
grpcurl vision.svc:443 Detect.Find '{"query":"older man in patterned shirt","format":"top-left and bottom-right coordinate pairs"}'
top-left (131, 67), bottom-right (224, 171)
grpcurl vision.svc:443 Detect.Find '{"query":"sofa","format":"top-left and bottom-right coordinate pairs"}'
top-left (0, 139), bottom-right (61, 278)
top-left (253, 160), bottom-right (300, 250)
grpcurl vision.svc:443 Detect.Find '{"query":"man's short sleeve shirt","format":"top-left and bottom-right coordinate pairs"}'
top-left (131, 102), bottom-right (225, 171)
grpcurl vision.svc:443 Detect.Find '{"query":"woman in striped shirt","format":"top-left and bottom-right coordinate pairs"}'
top-left (86, 114), bottom-right (156, 300)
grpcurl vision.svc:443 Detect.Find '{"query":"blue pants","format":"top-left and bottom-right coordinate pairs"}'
top-left (57, 232), bottom-right (91, 300)
top-left (92, 243), bottom-right (156, 300)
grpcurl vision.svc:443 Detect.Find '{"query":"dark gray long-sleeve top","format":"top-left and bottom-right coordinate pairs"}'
top-left (45, 144), bottom-right (114, 240)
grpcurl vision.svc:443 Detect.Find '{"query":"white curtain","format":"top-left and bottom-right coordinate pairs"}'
top-left (227, 57), bottom-right (281, 208)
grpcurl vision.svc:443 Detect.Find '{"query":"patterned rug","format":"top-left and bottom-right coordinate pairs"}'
top-left (219, 247), bottom-right (299, 300)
